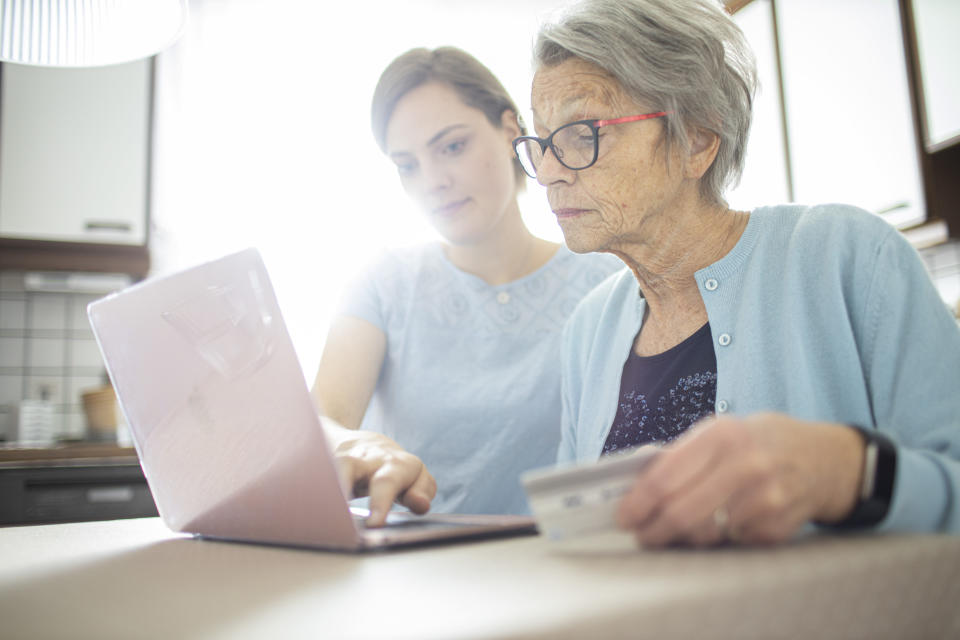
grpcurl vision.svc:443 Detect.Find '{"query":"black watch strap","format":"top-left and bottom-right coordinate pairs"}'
top-left (823, 424), bottom-right (897, 529)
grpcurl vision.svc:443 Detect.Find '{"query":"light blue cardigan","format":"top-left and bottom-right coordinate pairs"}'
top-left (560, 204), bottom-right (960, 533)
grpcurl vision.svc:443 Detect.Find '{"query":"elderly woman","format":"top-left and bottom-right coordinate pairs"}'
top-left (512, 0), bottom-right (960, 546)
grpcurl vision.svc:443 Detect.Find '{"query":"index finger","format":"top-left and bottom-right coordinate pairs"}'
top-left (366, 459), bottom-right (434, 527)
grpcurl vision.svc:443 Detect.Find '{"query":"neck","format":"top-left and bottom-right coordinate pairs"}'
top-left (444, 199), bottom-right (556, 286)
top-left (614, 196), bottom-right (749, 317)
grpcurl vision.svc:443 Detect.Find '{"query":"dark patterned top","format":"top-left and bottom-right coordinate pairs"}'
top-left (602, 323), bottom-right (717, 455)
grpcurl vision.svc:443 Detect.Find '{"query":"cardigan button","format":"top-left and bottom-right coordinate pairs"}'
top-left (718, 333), bottom-right (732, 346)
top-left (704, 278), bottom-right (719, 291)
top-left (716, 399), bottom-right (729, 413)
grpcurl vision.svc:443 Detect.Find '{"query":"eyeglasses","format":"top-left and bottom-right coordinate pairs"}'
top-left (512, 111), bottom-right (669, 179)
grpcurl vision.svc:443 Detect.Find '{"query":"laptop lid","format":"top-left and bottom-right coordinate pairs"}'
top-left (88, 248), bottom-right (534, 551)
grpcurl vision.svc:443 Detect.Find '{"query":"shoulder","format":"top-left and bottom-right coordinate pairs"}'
top-left (746, 203), bottom-right (907, 273)
top-left (753, 203), bottom-right (899, 247)
top-left (363, 242), bottom-right (441, 271)
top-left (355, 242), bottom-right (447, 285)
top-left (342, 243), bottom-right (449, 316)
top-left (745, 204), bottom-right (927, 318)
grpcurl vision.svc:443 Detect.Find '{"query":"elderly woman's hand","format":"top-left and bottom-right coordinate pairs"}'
top-left (324, 420), bottom-right (437, 527)
top-left (616, 413), bottom-right (866, 546)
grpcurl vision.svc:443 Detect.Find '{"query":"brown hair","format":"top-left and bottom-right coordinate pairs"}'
top-left (371, 46), bottom-right (528, 185)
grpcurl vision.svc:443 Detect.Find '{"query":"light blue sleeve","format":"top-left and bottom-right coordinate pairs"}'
top-left (556, 268), bottom-right (636, 465)
top-left (335, 255), bottom-right (388, 330)
top-left (864, 227), bottom-right (960, 532)
top-left (558, 318), bottom-right (579, 465)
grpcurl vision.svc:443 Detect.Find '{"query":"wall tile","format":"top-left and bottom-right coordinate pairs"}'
top-left (24, 375), bottom-right (65, 404)
top-left (29, 294), bottom-right (68, 332)
top-left (0, 405), bottom-right (13, 441)
top-left (70, 293), bottom-right (103, 335)
top-left (70, 338), bottom-right (106, 370)
top-left (0, 337), bottom-right (25, 368)
top-left (27, 337), bottom-right (66, 368)
top-left (0, 374), bottom-right (23, 405)
top-left (0, 275), bottom-right (131, 441)
top-left (64, 410), bottom-right (88, 440)
top-left (0, 296), bottom-right (27, 331)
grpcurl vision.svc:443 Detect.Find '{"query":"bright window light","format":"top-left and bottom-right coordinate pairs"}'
top-left (151, 1), bottom-right (566, 378)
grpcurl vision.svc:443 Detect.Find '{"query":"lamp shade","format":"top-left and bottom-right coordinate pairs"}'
top-left (0, 0), bottom-right (188, 67)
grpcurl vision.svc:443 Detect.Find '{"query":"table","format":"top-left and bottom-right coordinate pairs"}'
top-left (1, 518), bottom-right (958, 639)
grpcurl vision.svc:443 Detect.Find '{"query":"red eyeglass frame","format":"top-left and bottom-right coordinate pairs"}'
top-left (513, 111), bottom-right (670, 176)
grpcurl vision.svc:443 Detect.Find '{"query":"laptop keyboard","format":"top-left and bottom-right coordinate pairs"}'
top-left (352, 511), bottom-right (478, 531)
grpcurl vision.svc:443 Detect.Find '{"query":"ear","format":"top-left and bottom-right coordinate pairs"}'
top-left (499, 109), bottom-right (523, 142)
top-left (685, 127), bottom-right (721, 180)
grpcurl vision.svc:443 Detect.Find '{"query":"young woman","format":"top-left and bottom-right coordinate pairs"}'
top-left (313, 47), bottom-right (620, 520)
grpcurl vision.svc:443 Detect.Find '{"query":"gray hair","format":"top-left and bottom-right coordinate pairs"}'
top-left (534, 0), bottom-right (757, 205)
top-left (371, 46), bottom-right (528, 185)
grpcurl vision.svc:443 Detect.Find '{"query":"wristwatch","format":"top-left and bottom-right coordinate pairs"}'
top-left (825, 424), bottom-right (898, 529)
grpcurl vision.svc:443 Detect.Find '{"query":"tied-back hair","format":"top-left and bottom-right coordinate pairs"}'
top-left (371, 46), bottom-right (528, 185)
top-left (534, 0), bottom-right (757, 205)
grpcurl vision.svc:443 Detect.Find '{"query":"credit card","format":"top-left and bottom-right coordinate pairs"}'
top-left (521, 445), bottom-right (659, 546)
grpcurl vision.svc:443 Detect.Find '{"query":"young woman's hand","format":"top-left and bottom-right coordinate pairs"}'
top-left (325, 420), bottom-right (437, 527)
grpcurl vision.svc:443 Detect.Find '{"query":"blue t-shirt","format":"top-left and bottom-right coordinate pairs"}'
top-left (338, 243), bottom-right (622, 514)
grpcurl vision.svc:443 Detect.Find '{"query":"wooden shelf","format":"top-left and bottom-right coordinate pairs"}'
top-left (0, 443), bottom-right (138, 465)
top-left (0, 237), bottom-right (149, 279)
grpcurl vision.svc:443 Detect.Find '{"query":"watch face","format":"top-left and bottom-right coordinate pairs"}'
top-left (860, 439), bottom-right (879, 500)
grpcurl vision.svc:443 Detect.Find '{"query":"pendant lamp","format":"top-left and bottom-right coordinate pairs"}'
top-left (0, 0), bottom-right (188, 67)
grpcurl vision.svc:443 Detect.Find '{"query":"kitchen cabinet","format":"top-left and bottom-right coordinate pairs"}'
top-left (776, 0), bottom-right (925, 228)
top-left (732, 0), bottom-right (927, 230)
top-left (0, 445), bottom-right (157, 525)
top-left (0, 58), bottom-right (152, 245)
top-left (728, 0), bottom-right (791, 210)
top-left (0, 58), bottom-right (153, 277)
top-left (910, 0), bottom-right (960, 150)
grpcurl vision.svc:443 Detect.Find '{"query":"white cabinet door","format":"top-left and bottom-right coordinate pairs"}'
top-left (0, 59), bottom-right (151, 245)
top-left (912, 0), bottom-right (960, 149)
top-left (776, 0), bottom-right (925, 228)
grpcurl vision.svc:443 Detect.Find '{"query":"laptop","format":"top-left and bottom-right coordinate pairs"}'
top-left (87, 247), bottom-right (536, 551)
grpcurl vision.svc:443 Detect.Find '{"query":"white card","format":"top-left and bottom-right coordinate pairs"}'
top-left (522, 446), bottom-right (659, 546)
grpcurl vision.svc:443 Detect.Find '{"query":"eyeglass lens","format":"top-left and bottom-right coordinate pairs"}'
top-left (518, 122), bottom-right (597, 177)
